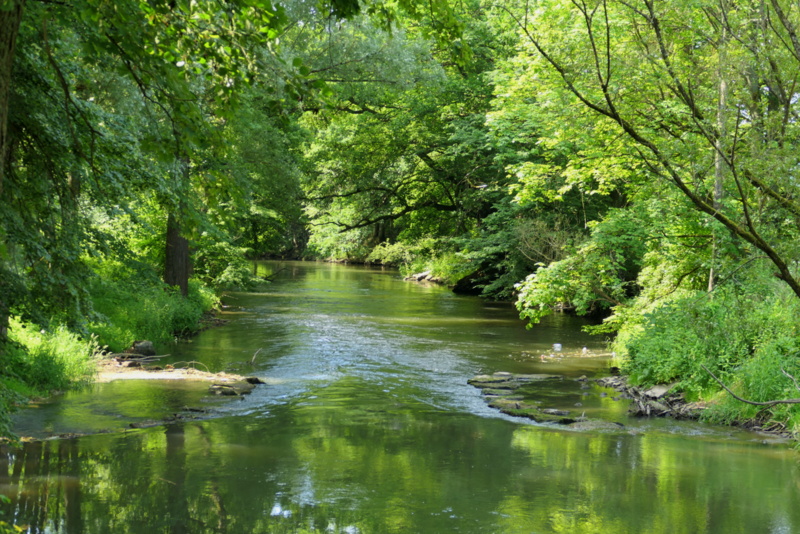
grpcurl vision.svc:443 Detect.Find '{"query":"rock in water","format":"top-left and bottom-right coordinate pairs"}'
top-left (245, 376), bottom-right (266, 385)
top-left (131, 340), bottom-right (156, 356)
top-left (209, 384), bottom-right (240, 396)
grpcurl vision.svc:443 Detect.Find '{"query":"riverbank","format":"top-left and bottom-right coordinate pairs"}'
top-left (0, 356), bottom-right (266, 443)
top-left (596, 375), bottom-right (706, 419)
top-left (469, 371), bottom-right (797, 443)
top-left (597, 375), bottom-right (797, 441)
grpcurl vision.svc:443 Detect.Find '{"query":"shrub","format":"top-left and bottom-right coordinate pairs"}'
top-left (193, 238), bottom-right (257, 290)
top-left (616, 283), bottom-right (800, 430)
top-left (366, 241), bottom-right (416, 267)
top-left (7, 319), bottom-right (98, 391)
top-left (0, 381), bottom-right (20, 441)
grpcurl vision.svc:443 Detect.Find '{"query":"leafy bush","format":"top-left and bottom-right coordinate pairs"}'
top-left (0, 381), bottom-right (20, 441)
top-left (617, 282), bottom-right (800, 431)
top-left (619, 293), bottom-right (745, 396)
top-left (1, 318), bottom-right (99, 439)
top-left (701, 309), bottom-right (800, 433)
top-left (516, 208), bottom-right (648, 324)
top-left (427, 251), bottom-right (476, 285)
top-left (369, 238), bottom-right (476, 285)
top-left (193, 237), bottom-right (257, 290)
top-left (366, 241), bottom-right (417, 267)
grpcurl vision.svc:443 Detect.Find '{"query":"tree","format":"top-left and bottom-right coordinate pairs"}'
top-left (297, 3), bottom-right (520, 279)
top-left (0, 0), bottom-right (25, 341)
top-left (497, 0), bottom-right (800, 303)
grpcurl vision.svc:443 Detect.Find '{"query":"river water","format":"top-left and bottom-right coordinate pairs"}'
top-left (2, 261), bottom-right (799, 533)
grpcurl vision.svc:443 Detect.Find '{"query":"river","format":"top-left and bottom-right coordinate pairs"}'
top-left (2, 261), bottom-right (799, 533)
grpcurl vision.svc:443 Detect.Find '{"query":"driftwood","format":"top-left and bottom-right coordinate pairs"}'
top-left (701, 364), bottom-right (800, 407)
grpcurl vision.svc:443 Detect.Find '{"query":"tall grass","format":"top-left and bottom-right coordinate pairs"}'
top-left (88, 272), bottom-right (219, 353)
top-left (1, 266), bottom-right (219, 440)
top-left (6, 319), bottom-right (99, 391)
top-left (1, 319), bottom-right (100, 440)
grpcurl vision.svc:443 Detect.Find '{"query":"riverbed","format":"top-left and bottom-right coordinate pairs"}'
top-left (2, 261), bottom-right (799, 533)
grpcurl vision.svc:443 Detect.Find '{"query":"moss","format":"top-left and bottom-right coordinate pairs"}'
top-left (488, 398), bottom-right (576, 424)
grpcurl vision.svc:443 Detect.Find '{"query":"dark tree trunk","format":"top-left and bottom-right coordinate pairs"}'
top-left (0, 0), bottom-right (24, 196)
top-left (0, 1), bottom-right (25, 345)
top-left (164, 151), bottom-right (191, 297)
top-left (164, 211), bottom-right (190, 297)
top-left (0, 294), bottom-right (8, 344)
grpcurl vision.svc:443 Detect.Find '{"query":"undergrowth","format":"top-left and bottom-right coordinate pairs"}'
top-left (1, 321), bottom-right (100, 440)
top-left (615, 283), bottom-right (800, 437)
top-left (1, 263), bottom-right (220, 440)
top-left (87, 260), bottom-right (219, 352)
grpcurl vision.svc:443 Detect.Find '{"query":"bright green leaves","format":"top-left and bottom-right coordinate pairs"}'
top-left (515, 208), bottom-right (649, 325)
top-left (73, 0), bottom-right (289, 115)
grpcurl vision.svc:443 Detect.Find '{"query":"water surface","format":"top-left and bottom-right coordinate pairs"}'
top-left (2, 262), bottom-right (798, 533)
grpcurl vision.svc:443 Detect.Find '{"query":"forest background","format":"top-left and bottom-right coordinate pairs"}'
top-left (2, 0), bottom-right (800, 441)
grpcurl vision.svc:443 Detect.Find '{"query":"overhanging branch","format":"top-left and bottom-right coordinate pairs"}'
top-left (702, 364), bottom-right (800, 407)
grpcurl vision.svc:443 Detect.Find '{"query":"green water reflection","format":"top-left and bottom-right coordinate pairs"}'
top-left (2, 262), bottom-right (799, 533)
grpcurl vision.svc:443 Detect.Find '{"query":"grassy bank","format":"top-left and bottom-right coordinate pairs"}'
top-left (0, 274), bottom-right (219, 441)
top-left (614, 282), bottom-right (800, 439)
top-left (0, 323), bottom-right (99, 440)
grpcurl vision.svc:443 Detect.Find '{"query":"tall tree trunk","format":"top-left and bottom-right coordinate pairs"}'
top-left (164, 211), bottom-right (190, 297)
top-left (0, 1), bottom-right (25, 345)
top-left (164, 145), bottom-right (192, 297)
top-left (0, 0), bottom-right (24, 197)
top-left (709, 29), bottom-right (728, 292)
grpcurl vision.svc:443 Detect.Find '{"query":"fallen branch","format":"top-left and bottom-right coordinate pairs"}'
top-left (701, 365), bottom-right (800, 407)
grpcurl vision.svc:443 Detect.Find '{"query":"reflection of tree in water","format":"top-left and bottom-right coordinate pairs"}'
top-left (1, 431), bottom-right (198, 533)
top-left (1, 439), bottom-right (83, 533)
top-left (164, 424), bottom-right (189, 534)
top-left (194, 425), bottom-right (228, 533)
top-left (3, 406), bottom-right (800, 533)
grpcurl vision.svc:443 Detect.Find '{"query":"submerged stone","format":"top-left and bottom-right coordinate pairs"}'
top-left (487, 397), bottom-right (576, 424)
top-left (567, 420), bottom-right (626, 432)
top-left (469, 371), bottom-right (626, 428)
top-left (209, 381), bottom-right (256, 396)
top-left (468, 373), bottom-right (563, 392)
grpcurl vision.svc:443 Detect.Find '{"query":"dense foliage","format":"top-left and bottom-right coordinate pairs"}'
top-left (3, 0), bottom-right (800, 440)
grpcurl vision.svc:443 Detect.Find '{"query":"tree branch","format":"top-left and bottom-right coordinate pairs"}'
top-left (701, 364), bottom-right (800, 406)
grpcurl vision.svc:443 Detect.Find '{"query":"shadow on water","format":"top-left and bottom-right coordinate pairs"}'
top-left (3, 261), bottom-right (800, 533)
